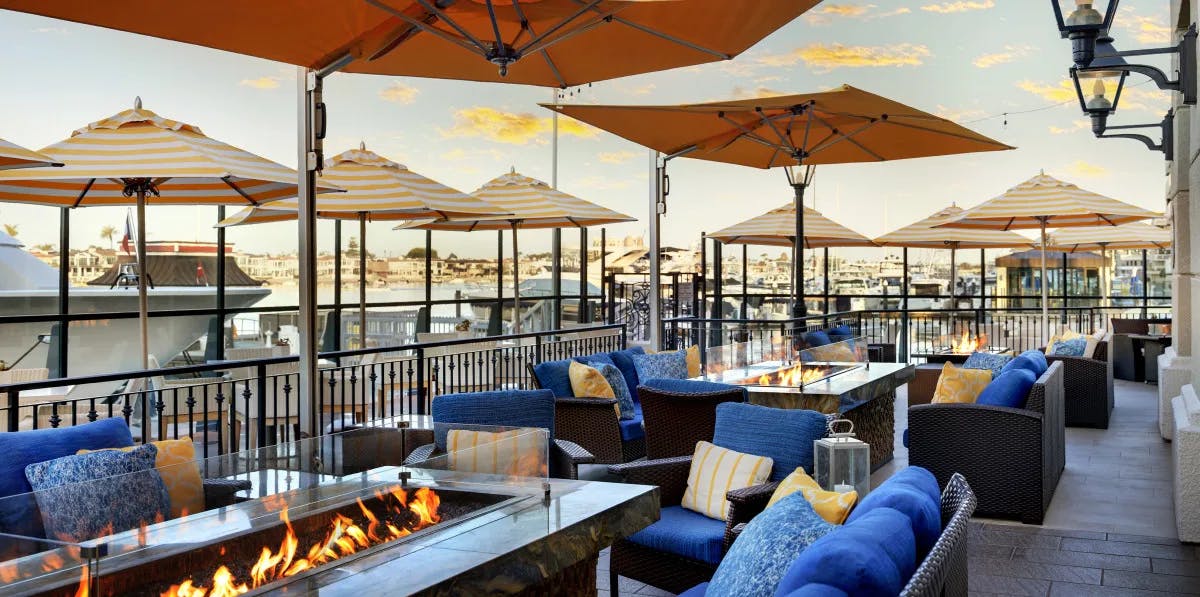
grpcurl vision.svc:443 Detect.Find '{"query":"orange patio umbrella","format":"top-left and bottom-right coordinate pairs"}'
top-left (545, 85), bottom-right (1013, 324)
top-left (0, 138), bottom-right (61, 170)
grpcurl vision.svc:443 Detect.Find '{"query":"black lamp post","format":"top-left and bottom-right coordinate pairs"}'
top-left (784, 163), bottom-right (814, 318)
top-left (1050, 0), bottom-right (1119, 67)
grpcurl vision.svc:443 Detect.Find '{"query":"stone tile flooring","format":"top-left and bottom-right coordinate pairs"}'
top-left (604, 379), bottom-right (1197, 595)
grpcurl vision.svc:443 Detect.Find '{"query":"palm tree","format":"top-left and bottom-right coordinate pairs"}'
top-left (100, 225), bottom-right (117, 249)
top-left (2, 223), bottom-right (17, 238)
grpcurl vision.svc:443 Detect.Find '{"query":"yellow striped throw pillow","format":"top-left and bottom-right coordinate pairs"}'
top-left (931, 362), bottom-right (992, 404)
top-left (767, 467), bottom-right (858, 524)
top-left (682, 441), bottom-right (773, 520)
top-left (446, 429), bottom-right (545, 477)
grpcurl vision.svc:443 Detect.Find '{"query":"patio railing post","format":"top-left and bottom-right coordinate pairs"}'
top-left (1141, 249), bottom-right (1149, 318)
top-left (6, 389), bottom-right (17, 432)
top-left (255, 363), bottom-right (268, 449)
top-left (900, 247), bottom-right (910, 363)
top-left (416, 347), bottom-right (427, 416)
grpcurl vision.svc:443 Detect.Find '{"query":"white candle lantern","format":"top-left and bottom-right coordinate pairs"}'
top-left (813, 419), bottom-right (871, 497)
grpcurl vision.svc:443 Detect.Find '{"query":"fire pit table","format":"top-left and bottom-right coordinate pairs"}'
top-left (698, 360), bottom-right (914, 471)
top-left (919, 346), bottom-right (1012, 365)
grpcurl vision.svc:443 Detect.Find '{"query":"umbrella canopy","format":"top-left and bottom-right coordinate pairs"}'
top-left (938, 172), bottom-right (1160, 340)
top-left (0, 1), bottom-right (817, 87)
top-left (216, 144), bottom-right (501, 226)
top-left (708, 203), bottom-right (875, 248)
top-left (543, 85), bottom-right (1014, 167)
top-left (1043, 221), bottom-right (1172, 252)
top-left (0, 100), bottom-right (331, 369)
top-left (875, 205), bottom-right (1034, 249)
top-left (0, 137), bottom-right (61, 170)
top-left (0, 100), bottom-right (324, 206)
top-left (400, 169), bottom-right (634, 332)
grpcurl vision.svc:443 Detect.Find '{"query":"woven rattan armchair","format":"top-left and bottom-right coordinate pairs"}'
top-left (1041, 341), bottom-right (1113, 428)
top-left (637, 381), bottom-right (746, 459)
top-left (908, 361), bottom-right (1064, 524)
top-left (526, 363), bottom-right (646, 465)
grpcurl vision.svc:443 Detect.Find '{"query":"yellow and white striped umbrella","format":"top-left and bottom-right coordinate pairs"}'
top-left (216, 144), bottom-right (503, 226)
top-left (708, 203), bottom-right (875, 248)
top-left (0, 99), bottom-right (333, 206)
top-left (0, 137), bottom-right (61, 170)
top-left (398, 169), bottom-right (635, 231)
top-left (1044, 221), bottom-right (1172, 252)
top-left (937, 173), bottom-right (1159, 230)
top-left (875, 205), bottom-right (1033, 249)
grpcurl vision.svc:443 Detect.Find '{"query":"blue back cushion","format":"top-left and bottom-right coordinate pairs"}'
top-left (1018, 350), bottom-right (1048, 376)
top-left (432, 389), bottom-right (555, 450)
top-left (826, 325), bottom-right (853, 342)
top-left (780, 584), bottom-right (850, 597)
top-left (632, 351), bottom-right (689, 382)
top-left (608, 346), bottom-right (646, 402)
top-left (25, 444), bottom-right (170, 543)
top-left (641, 378), bottom-right (748, 400)
top-left (706, 492), bottom-right (834, 597)
top-left (627, 505), bottom-right (727, 565)
top-left (885, 466), bottom-right (941, 506)
top-left (712, 403), bottom-right (827, 482)
top-left (0, 418), bottom-right (134, 537)
top-left (846, 476), bottom-right (940, 556)
top-left (532, 358), bottom-right (576, 397)
top-left (590, 362), bottom-right (637, 420)
top-left (775, 509), bottom-right (910, 597)
top-left (976, 368), bottom-right (1036, 409)
top-left (1000, 353), bottom-right (1042, 378)
top-left (805, 330), bottom-right (832, 347)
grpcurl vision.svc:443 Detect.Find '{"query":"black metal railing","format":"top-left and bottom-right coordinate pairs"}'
top-left (0, 324), bottom-right (626, 458)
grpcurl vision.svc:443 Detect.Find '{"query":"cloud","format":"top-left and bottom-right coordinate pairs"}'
top-left (920, 0), bottom-right (994, 13)
top-left (1119, 8), bottom-right (1171, 44)
top-left (934, 105), bottom-right (986, 122)
top-left (758, 43), bottom-right (930, 72)
top-left (617, 83), bottom-right (656, 96)
top-left (239, 76), bottom-right (283, 90)
top-left (1049, 120), bottom-right (1091, 134)
top-left (973, 45), bottom-right (1033, 68)
top-left (1066, 160), bottom-right (1109, 178)
top-left (1015, 79), bottom-right (1077, 102)
top-left (571, 175), bottom-right (633, 191)
top-left (803, 4), bottom-right (910, 25)
top-left (380, 82), bottom-right (419, 104)
top-left (440, 107), bottom-right (598, 145)
top-left (730, 86), bottom-right (789, 99)
top-left (598, 151), bottom-right (639, 164)
top-left (31, 27), bottom-right (68, 34)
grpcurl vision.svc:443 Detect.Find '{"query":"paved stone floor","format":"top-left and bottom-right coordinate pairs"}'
top-left (602, 379), bottom-right (1198, 595)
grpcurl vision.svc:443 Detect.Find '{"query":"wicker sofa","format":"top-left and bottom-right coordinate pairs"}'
top-left (1044, 341), bottom-right (1113, 428)
top-left (909, 360), bottom-right (1065, 524)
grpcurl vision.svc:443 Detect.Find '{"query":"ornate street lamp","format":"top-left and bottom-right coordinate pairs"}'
top-left (1050, 0), bottom-right (1119, 67)
top-left (784, 163), bottom-right (814, 318)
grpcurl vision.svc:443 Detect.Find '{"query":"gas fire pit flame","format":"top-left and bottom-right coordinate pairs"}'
top-left (949, 330), bottom-right (986, 354)
top-left (758, 363), bottom-right (830, 387)
top-left (156, 487), bottom-right (442, 597)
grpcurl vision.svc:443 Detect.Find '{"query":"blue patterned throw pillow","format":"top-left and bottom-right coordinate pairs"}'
top-left (25, 444), bottom-right (170, 542)
top-left (631, 351), bottom-right (688, 382)
top-left (706, 491), bottom-right (835, 597)
top-left (1050, 337), bottom-right (1087, 357)
top-left (588, 361), bottom-right (636, 420)
top-left (962, 352), bottom-right (1013, 379)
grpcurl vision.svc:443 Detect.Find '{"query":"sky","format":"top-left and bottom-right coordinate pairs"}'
top-left (0, 1), bottom-right (1177, 263)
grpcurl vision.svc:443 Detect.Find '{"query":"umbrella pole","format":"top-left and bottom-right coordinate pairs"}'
top-left (949, 245), bottom-right (957, 308)
top-left (1040, 219), bottom-right (1049, 343)
top-left (793, 183), bottom-right (807, 318)
top-left (1100, 245), bottom-right (1109, 308)
top-left (136, 189), bottom-right (149, 370)
top-left (359, 212), bottom-right (367, 350)
top-left (511, 222), bottom-right (521, 335)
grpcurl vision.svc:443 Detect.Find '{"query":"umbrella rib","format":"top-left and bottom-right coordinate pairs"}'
top-left (881, 119), bottom-right (1007, 146)
top-left (1097, 213), bottom-right (1117, 226)
top-left (518, 0), bottom-right (607, 56)
top-left (807, 120), bottom-right (881, 160)
top-left (414, 0), bottom-right (488, 50)
top-left (757, 110), bottom-right (800, 158)
top-left (367, 0), bottom-right (487, 56)
top-left (514, 3), bottom-right (568, 88)
top-left (718, 115), bottom-right (783, 153)
top-left (71, 178), bottom-right (97, 208)
top-left (579, 0), bottom-right (728, 61)
top-left (222, 177), bottom-right (259, 206)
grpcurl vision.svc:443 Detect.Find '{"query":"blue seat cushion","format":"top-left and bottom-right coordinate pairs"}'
top-left (804, 330), bottom-right (832, 347)
top-left (775, 508), bottom-right (912, 597)
top-left (713, 403), bottom-right (827, 482)
top-left (707, 492), bottom-right (834, 597)
top-left (976, 368), bottom-right (1036, 409)
top-left (0, 418), bottom-right (134, 537)
top-left (608, 346), bottom-right (647, 402)
top-left (432, 389), bottom-right (555, 450)
top-left (962, 351), bottom-right (1013, 379)
top-left (627, 505), bottom-right (726, 565)
top-left (618, 414), bottom-right (645, 441)
top-left (678, 583), bottom-right (710, 597)
top-left (846, 479), bottom-right (940, 556)
top-left (632, 351), bottom-right (689, 382)
top-left (532, 358), bottom-right (576, 397)
top-left (779, 584), bottom-right (849, 597)
top-left (25, 443), bottom-right (170, 543)
top-left (641, 378), bottom-right (747, 401)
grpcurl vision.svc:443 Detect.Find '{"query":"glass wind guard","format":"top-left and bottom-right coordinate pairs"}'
top-left (700, 337), bottom-right (869, 388)
top-left (0, 425), bottom-right (552, 596)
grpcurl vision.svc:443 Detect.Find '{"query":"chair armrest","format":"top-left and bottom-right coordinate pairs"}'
top-left (725, 481), bottom-right (781, 550)
top-left (609, 455), bottom-right (692, 506)
top-left (203, 478), bottom-right (252, 508)
top-left (403, 443), bottom-right (437, 465)
top-left (554, 438), bottom-right (596, 466)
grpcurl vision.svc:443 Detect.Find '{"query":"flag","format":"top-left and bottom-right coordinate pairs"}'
top-left (121, 208), bottom-right (134, 255)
